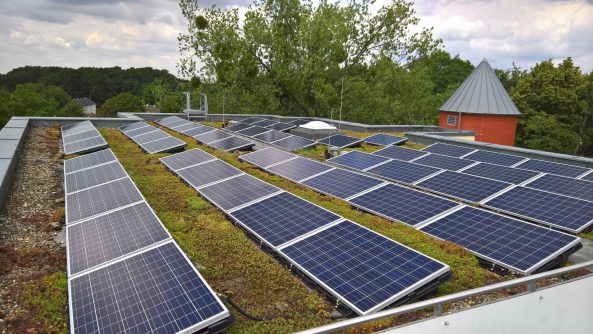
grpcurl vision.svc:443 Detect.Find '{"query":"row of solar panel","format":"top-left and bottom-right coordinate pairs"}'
top-left (119, 121), bottom-right (187, 154)
top-left (156, 116), bottom-right (255, 151)
top-left (161, 148), bottom-right (451, 315)
top-left (63, 149), bottom-right (232, 333)
top-left (61, 120), bottom-right (108, 154)
top-left (328, 149), bottom-right (593, 234)
top-left (239, 147), bottom-right (582, 275)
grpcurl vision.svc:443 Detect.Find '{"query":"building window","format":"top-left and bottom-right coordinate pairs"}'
top-left (447, 115), bottom-right (457, 126)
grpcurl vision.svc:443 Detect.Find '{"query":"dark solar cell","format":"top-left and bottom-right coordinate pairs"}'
top-left (253, 130), bottom-right (292, 143)
top-left (463, 150), bottom-right (526, 167)
top-left (236, 125), bottom-right (272, 137)
top-left (317, 134), bottom-right (362, 148)
top-left (266, 122), bottom-right (296, 131)
top-left (132, 130), bottom-right (168, 144)
top-left (287, 119), bottom-right (311, 126)
top-left (229, 192), bottom-right (340, 247)
top-left (421, 207), bottom-right (580, 275)
top-left (412, 153), bottom-right (476, 171)
top-left (462, 162), bottom-right (540, 184)
top-left (208, 136), bottom-right (254, 151)
top-left (483, 186), bottom-right (593, 233)
top-left (303, 168), bottom-right (384, 199)
top-left (328, 151), bottom-right (389, 171)
top-left (581, 172), bottom-right (593, 181)
top-left (65, 162), bottom-right (127, 193)
top-left (174, 123), bottom-right (201, 133)
top-left (363, 133), bottom-right (408, 146)
top-left (514, 159), bottom-right (591, 178)
top-left (267, 157), bottom-right (332, 182)
top-left (240, 117), bottom-right (266, 124)
top-left (160, 148), bottom-right (216, 171)
top-left (125, 126), bottom-right (157, 137)
top-left (176, 160), bottom-right (242, 188)
top-left (64, 136), bottom-right (108, 155)
top-left (186, 126), bottom-right (217, 137)
top-left (156, 116), bottom-right (184, 125)
top-left (273, 136), bottom-right (317, 151)
top-left (64, 129), bottom-right (100, 143)
top-left (524, 174), bottom-right (593, 202)
top-left (199, 174), bottom-right (280, 211)
top-left (372, 146), bottom-right (428, 161)
top-left (422, 143), bottom-right (476, 157)
top-left (142, 136), bottom-right (186, 154)
top-left (251, 119), bottom-right (278, 127)
top-left (119, 121), bottom-right (149, 133)
top-left (226, 123), bottom-right (253, 132)
top-left (62, 120), bottom-right (94, 135)
top-left (67, 202), bottom-right (169, 275)
top-left (280, 220), bottom-right (449, 314)
top-left (416, 171), bottom-right (512, 203)
top-left (64, 149), bottom-right (117, 174)
top-left (194, 130), bottom-right (233, 144)
top-left (349, 184), bottom-right (459, 227)
top-left (367, 159), bottom-right (442, 184)
top-left (69, 242), bottom-right (228, 334)
top-left (239, 147), bottom-right (296, 168)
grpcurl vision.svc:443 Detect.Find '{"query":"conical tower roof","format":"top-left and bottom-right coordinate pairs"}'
top-left (439, 59), bottom-right (521, 115)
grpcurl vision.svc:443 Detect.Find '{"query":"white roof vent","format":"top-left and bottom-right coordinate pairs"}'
top-left (300, 121), bottom-right (336, 130)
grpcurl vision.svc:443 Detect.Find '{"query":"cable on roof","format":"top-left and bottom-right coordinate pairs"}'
top-left (218, 294), bottom-right (283, 321)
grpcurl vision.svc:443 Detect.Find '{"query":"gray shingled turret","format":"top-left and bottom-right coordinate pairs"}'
top-left (439, 59), bottom-right (521, 115)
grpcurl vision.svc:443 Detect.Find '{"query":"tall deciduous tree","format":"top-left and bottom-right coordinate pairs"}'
top-left (98, 92), bottom-right (144, 117)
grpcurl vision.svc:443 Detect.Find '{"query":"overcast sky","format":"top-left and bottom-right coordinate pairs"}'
top-left (1, 0), bottom-right (592, 77)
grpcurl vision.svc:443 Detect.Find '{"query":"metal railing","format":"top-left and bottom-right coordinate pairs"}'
top-left (296, 260), bottom-right (593, 334)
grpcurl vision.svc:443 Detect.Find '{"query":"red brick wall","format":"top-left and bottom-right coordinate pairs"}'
top-left (439, 112), bottom-right (519, 146)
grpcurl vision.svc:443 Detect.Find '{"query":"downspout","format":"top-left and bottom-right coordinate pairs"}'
top-left (458, 111), bottom-right (462, 131)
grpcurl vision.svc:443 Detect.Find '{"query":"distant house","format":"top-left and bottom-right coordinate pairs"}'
top-left (438, 59), bottom-right (521, 146)
top-left (74, 98), bottom-right (96, 115)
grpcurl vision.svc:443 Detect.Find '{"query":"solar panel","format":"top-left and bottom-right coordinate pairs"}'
top-left (174, 123), bottom-right (202, 133)
top-left (287, 119), bottom-right (310, 126)
top-left (265, 122), bottom-right (296, 131)
top-left (581, 172), bottom-right (593, 181)
top-left (208, 136), bottom-right (255, 151)
top-left (327, 151), bottom-right (389, 171)
top-left (194, 130), bottom-right (233, 144)
top-left (69, 241), bottom-right (230, 334)
top-left (422, 143), bottom-right (476, 157)
top-left (236, 125), bottom-right (272, 137)
top-left (267, 157), bottom-right (332, 182)
top-left (126, 126), bottom-right (157, 137)
top-left (65, 161), bottom-right (128, 194)
top-left (64, 129), bottom-right (101, 143)
top-left (62, 120), bottom-right (94, 136)
top-left (251, 119), bottom-right (278, 127)
top-left (253, 130), bottom-right (292, 143)
top-left (363, 133), bottom-right (408, 146)
top-left (463, 150), bottom-right (526, 166)
top-left (367, 159), bottom-right (442, 184)
top-left (67, 202), bottom-right (170, 275)
top-left (176, 160), bottom-right (242, 188)
top-left (160, 148), bottom-right (216, 171)
top-left (155, 116), bottom-right (183, 125)
top-left (482, 186), bottom-right (593, 233)
top-left (317, 134), bottom-right (363, 148)
top-left (272, 135), bottom-right (317, 151)
top-left (66, 177), bottom-right (143, 225)
top-left (420, 206), bottom-right (581, 275)
top-left (198, 174), bottom-right (281, 211)
top-left (461, 162), bottom-right (541, 184)
top-left (416, 171), bottom-right (512, 203)
top-left (372, 146), bottom-right (428, 161)
top-left (163, 119), bottom-right (190, 129)
top-left (228, 192), bottom-right (340, 248)
top-left (302, 168), bottom-right (384, 199)
top-left (226, 123), bottom-right (253, 132)
top-left (349, 184), bottom-right (460, 227)
top-left (278, 220), bottom-right (450, 315)
top-left (64, 136), bottom-right (108, 155)
top-left (142, 136), bottom-right (186, 154)
top-left (186, 126), bottom-right (216, 137)
top-left (119, 121), bottom-right (150, 133)
top-left (239, 147), bottom-right (296, 168)
top-left (133, 130), bottom-right (168, 144)
top-left (514, 159), bottom-right (591, 178)
top-left (412, 153), bottom-right (476, 171)
top-left (240, 117), bottom-right (266, 124)
top-left (524, 174), bottom-right (593, 202)
top-left (64, 149), bottom-right (117, 174)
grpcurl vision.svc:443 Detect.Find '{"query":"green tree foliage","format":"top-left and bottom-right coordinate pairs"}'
top-left (98, 92), bottom-right (144, 117)
top-left (0, 83), bottom-right (82, 126)
top-left (148, 78), bottom-right (185, 113)
top-left (511, 58), bottom-right (593, 156)
top-left (0, 66), bottom-right (178, 106)
top-left (178, 0), bottom-right (443, 121)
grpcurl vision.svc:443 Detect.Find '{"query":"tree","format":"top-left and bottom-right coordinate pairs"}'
top-left (178, 0), bottom-right (442, 119)
top-left (98, 92), bottom-right (144, 117)
top-left (148, 78), bottom-right (184, 113)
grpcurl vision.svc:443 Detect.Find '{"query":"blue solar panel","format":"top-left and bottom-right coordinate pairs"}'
top-left (483, 186), bottom-right (593, 233)
top-left (240, 117), bottom-right (266, 124)
top-left (461, 162), bottom-right (540, 184)
top-left (265, 122), bottom-right (296, 131)
top-left (514, 159), bottom-right (591, 178)
top-left (174, 123), bottom-right (202, 133)
top-left (65, 161), bottom-right (127, 194)
top-left (273, 136), bottom-right (317, 151)
top-left (226, 123), bottom-right (253, 132)
top-left (228, 192), bottom-right (340, 247)
top-left (251, 119), bottom-right (278, 127)
top-left (581, 172), bottom-right (593, 181)
top-left (416, 171), bottom-right (512, 203)
top-left (239, 147), bottom-right (296, 168)
top-left (236, 125), bottom-right (272, 137)
top-left (142, 136), bottom-right (186, 154)
top-left (317, 134), bottom-right (362, 148)
top-left (64, 149), bottom-right (117, 174)
top-left (372, 146), bottom-right (428, 161)
top-left (253, 130), bottom-right (292, 143)
top-left (302, 168), bottom-right (384, 199)
top-left (194, 130), bottom-right (233, 144)
top-left (422, 143), bottom-right (476, 157)
top-left (267, 157), bottom-right (332, 182)
top-left (208, 136), bottom-right (255, 151)
top-left (156, 116), bottom-right (183, 125)
top-left (176, 160), bottom-right (242, 188)
top-left (349, 184), bottom-right (460, 226)
top-left (185, 126), bottom-right (216, 137)
top-left (198, 174), bottom-right (280, 211)
top-left (363, 133), bottom-right (407, 146)
top-left (367, 159), bottom-right (442, 184)
top-left (420, 206), bottom-right (580, 275)
top-left (118, 121), bottom-right (149, 133)
top-left (160, 148), bottom-right (216, 171)
top-left (69, 242), bottom-right (229, 334)
top-left (463, 150), bottom-right (526, 167)
top-left (327, 151), bottom-right (389, 171)
top-left (524, 174), bottom-right (593, 202)
top-left (279, 220), bottom-right (449, 315)
top-left (412, 153), bottom-right (476, 171)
